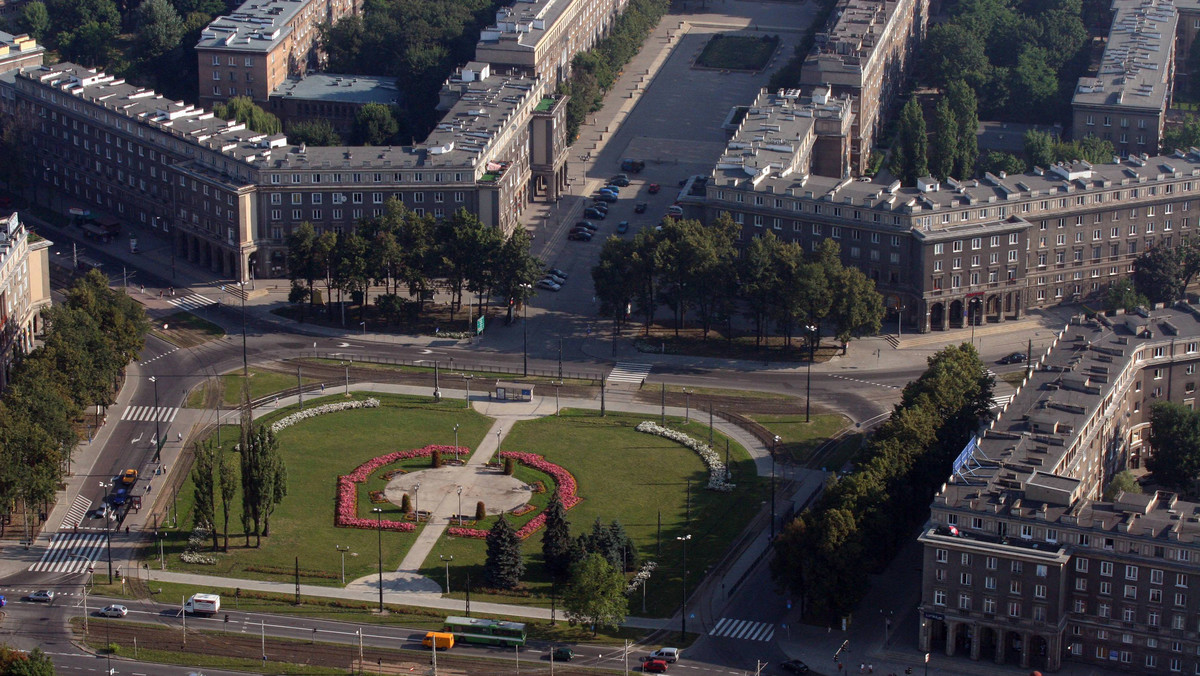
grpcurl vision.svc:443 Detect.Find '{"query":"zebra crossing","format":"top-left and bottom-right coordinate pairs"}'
top-left (607, 362), bottom-right (652, 385)
top-left (62, 495), bottom-right (92, 530)
top-left (29, 532), bottom-right (105, 573)
top-left (708, 617), bottom-right (775, 642)
top-left (991, 393), bottom-right (1015, 408)
top-left (120, 405), bottom-right (179, 422)
top-left (166, 293), bottom-right (216, 313)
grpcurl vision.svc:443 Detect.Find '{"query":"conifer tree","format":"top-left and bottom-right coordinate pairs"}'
top-left (484, 516), bottom-right (524, 589)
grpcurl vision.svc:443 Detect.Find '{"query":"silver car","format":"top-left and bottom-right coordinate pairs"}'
top-left (99, 604), bottom-right (128, 617)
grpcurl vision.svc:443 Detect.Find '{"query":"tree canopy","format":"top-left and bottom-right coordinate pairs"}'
top-left (213, 97), bottom-right (282, 135)
top-left (1148, 402), bottom-right (1200, 495)
top-left (484, 515), bottom-right (524, 589)
top-left (562, 553), bottom-right (627, 635)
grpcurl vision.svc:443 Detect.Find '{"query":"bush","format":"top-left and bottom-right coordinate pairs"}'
top-left (432, 450), bottom-right (442, 468)
top-left (504, 457), bottom-right (516, 475)
top-left (475, 501), bottom-right (487, 521)
top-left (401, 493), bottom-right (412, 513)
top-left (106, 643), bottom-right (120, 654)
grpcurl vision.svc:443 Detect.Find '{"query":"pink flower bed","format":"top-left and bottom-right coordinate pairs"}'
top-left (335, 445), bottom-right (469, 532)
top-left (448, 452), bottom-right (580, 540)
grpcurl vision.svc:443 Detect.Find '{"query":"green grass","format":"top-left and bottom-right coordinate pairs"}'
top-left (222, 368), bottom-right (320, 407)
top-left (418, 410), bottom-right (763, 618)
top-left (820, 433), bottom-right (865, 473)
top-left (656, 384), bottom-right (794, 401)
top-left (749, 413), bottom-right (849, 463)
top-left (304, 358), bottom-right (599, 386)
top-left (150, 311), bottom-right (225, 348)
top-left (1000, 370), bottom-right (1028, 388)
top-left (695, 34), bottom-right (779, 71)
top-left (160, 393), bottom-right (495, 585)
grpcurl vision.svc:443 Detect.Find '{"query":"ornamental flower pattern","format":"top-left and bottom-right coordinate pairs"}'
top-left (335, 444), bottom-right (469, 532)
top-left (447, 451), bottom-right (581, 540)
top-left (271, 398), bottom-right (381, 434)
top-left (625, 561), bottom-right (657, 595)
top-left (634, 421), bottom-right (735, 491)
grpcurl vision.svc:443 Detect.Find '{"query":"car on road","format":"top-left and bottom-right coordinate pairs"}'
top-left (634, 202), bottom-right (648, 213)
top-left (998, 352), bottom-right (1027, 365)
top-left (548, 268), bottom-right (568, 280)
top-left (609, 174), bottom-right (631, 187)
top-left (568, 231), bottom-right (592, 241)
top-left (667, 205), bottom-right (684, 217)
top-left (641, 657), bottom-right (669, 672)
top-left (27, 590), bottom-right (54, 603)
top-left (536, 279), bottom-right (561, 291)
top-left (648, 183), bottom-right (661, 194)
top-left (552, 646), bottom-right (575, 661)
top-left (617, 221), bottom-right (629, 233)
top-left (545, 272), bottom-right (567, 285)
top-left (649, 648), bottom-right (680, 663)
top-left (780, 659), bottom-right (810, 673)
top-left (99, 604), bottom-right (128, 618)
top-left (575, 221), bottom-right (599, 232)
top-left (120, 469), bottom-right (138, 485)
top-left (584, 207), bottom-right (607, 220)
top-left (0, 595), bottom-right (6, 607)
top-left (595, 192), bottom-right (618, 203)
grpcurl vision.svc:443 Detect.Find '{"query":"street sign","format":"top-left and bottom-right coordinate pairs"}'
top-left (476, 316), bottom-right (485, 335)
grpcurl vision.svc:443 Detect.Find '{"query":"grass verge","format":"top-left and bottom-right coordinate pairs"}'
top-left (696, 34), bottom-right (779, 70)
top-left (150, 312), bottom-right (225, 348)
top-left (748, 413), bottom-right (849, 463)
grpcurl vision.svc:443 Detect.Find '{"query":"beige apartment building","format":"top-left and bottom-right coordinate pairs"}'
top-left (0, 212), bottom-right (50, 389)
top-left (798, 0), bottom-right (929, 175)
top-left (196, 0), bottom-right (360, 109)
top-left (474, 0), bottom-right (630, 84)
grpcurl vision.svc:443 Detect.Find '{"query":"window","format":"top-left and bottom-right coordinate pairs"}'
top-left (961, 572), bottom-right (973, 586)
top-left (1008, 601), bottom-right (1021, 618)
top-left (936, 549), bottom-right (948, 563)
top-left (933, 590), bottom-right (946, 606)
top-left (1101, 561), bottom-right (1113, 577)
top-left (961, 553), bottom-right (971, 566)
top-left (983, 597), bottom-right (996, 614)
top-left (1127, 565), bottom-right (1139, 581)
top-left (986, 556), bottom-right (998, 570)
top-left (1036, 564), bottom-right (1048, 577)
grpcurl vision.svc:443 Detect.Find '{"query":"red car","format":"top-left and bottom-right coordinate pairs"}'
top-left (642, 658), bottom-right (669, 672)
top-left (648, 183), bottom-right (661, 194)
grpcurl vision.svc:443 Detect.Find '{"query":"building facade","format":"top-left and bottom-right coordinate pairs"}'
top-left (798, 0), bottom-right (929, 175)
top-left (0, 212), bottom-right (51, 389)
top-left (474, 0), bottom-right (631, 84)
top-left (5, 61), bottom-right (568, 282)
top-left (196, 0), bottom-right (361, 109)
top-left (267, 73), bottom-right (401, 139)
top-left (917, 305), bottom-right (1200, 673)
top-left (1072, 0), bottom-right (1177, 157)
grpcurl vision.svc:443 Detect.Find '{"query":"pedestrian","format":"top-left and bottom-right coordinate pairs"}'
top-left (139, 284), bottom-right (144, 294)
top-left (837, 663), bottom-right (843, 673)
top-left (860, 664), bottom-right (865, 674)
top-left (158, 290), bottom-right (163, 299)
top-left (125, 525), bottom-right (129, 534)
top-left (176, 432), bottom-right (182, 441)
top-left (869, 665), bottom-right (874, 674)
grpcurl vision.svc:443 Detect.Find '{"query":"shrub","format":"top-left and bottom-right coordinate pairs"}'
top-left (401, 493), bottom-right (412, 513)
top-left (106, 643), bottom-right (120, 654)
top-left (475, 501), bottom-right (487, 521)
top-left (432, 450), bottom-right (442, 468)
top-left (504, 457), bottom-right (516, 475)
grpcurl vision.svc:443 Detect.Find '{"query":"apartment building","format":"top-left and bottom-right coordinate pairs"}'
top-left (798, 0), bottom-right (929, 175)
top-left (917, 305), bottom-right (1200, 673)
top-left (0, 30), bottom-right (43, 74)
top-left (704, 148), bottom-right (1200, 332)
top-left (0, 212), bottom-right (50, 389)
top-left (196, 0), bottom-right (360, 109)
top-left (474, 0), bottom-right (630, 84)
top-left (1073, 0), bottom-right (1177, 157)
top-left (6, 61), bottom-right (568, 281)
top-left (267, 73), bottom-right (401, 139)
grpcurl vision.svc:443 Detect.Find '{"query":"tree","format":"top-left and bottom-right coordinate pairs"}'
top-left (1023, 129), bottom-right (1056, 169)
top-left (1103, 279), bottom-right (1148, 314)
top-left (1148, 402), bottom-right (1200, 494)
top-left (213, 97), bottom-right (282, 135)
top-left (286, 119), bottom-right (341, 146)
top-left (1164, 114), bottom-right (1200, 153)
top-left (0, 645), bottom-right (55, 676)
top-left (978, 150), bottom-right (1026, 176)
top-left (218, 449), bottom-right (237, 551)
top-left (830, 267), bottom-right (885, 353)
top-left (563, 553), bottom-right (627, 636)
top-left (1103, 470), bottom-right (1143, 501)
top-left (929, 97), bottom-right (958, 180)
top-left (890, 97), bottom-right (928, 185)
top-left (237, 424), bottom-right (287, 546)
top-left (1007, 47), bottom-right (1059, 121)
top-left (947, 80), bottom-right (979, 178)
top-left (58, 20), bottom-right (116, 66)
top-left (541, 493), bottom-right (574, 580)
top-left (483, 515), bottom-right (524, 589)
top-left (921, 24), bottom-right (988, 89)
top-left (15, 2), bottom-right (50, 41)
top-left (133, 0), bottom-right (184, 59)
top-left (354, 103), bottom-right (399, 146)
top-left (191, 440), bottom-right (218, 550)
top-left (1132, 245), bottom-right (1193, 304)
top-left (607, 519), bottom-right (638, 572)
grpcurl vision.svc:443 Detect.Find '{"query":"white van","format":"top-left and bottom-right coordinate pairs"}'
top-left (649, 647), bottom-right (680, 663)
top-left (184, 593), bottom-right (220, 615)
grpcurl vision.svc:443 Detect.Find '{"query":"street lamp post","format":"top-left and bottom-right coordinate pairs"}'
top-left (683, 389), bottom-right (692, 423)
top-left (150, 376), bottom-right (162, 463)
top-left (805, 325), bottom-right (817, 423)
top-left (433, 361), bottom-right (441, 401)
top-left (457, 486), bottom-right (464, 526)
top-left (676, 534), bottom-right (691, 639)
top-left (463, 374), bottom-right (473, 408)
top-left (453, 424), bottom-right (460, 451)
top-left (771, 435), bottom-right (780, 541)
top-left (553, 381), bottom-right (562, 416)
top-left (440, 554), bottom-right (454, 594)
top-left (413, 483), bottom-right (421, 519)
top-left (100, 481), bottom-right (113, 583)
top-left (522, 288), bottom-right (530, 377)
top-left (371, 507), bottom-right (384, 612)
top-left (336, 545), bottom-right (351, 585)
top-left (897, 304), bottom-right (906, 342)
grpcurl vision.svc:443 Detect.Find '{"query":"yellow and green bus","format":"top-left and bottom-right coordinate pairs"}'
top-left (442, 616), bottom-right (527, 647)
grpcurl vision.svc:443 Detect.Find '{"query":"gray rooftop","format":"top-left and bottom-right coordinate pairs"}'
top-left (800, 0), bottom-right (903, 82)
top-left (197, 0), bottom-right (305, 53)
top-left (1072, 0), bottom-right (1177, 111)
top-left (0, 29), bottom-right (42, 60)
top-left (270, 74), bottom-right (401, 105)
top-left (477, 0), bottom-right (577, 51)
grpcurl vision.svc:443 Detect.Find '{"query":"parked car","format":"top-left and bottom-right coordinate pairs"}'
top-left (568, 231), bottom-right (592, 241)
top-left (609, 174), bottom-right (631, 187)
top-left (634, 202), bottom-right (648, 213)
top-left (595, 192), bottom-right (618, 203)
top-left (552, 646), bottom-right (575, 661)
top-left (590, 201), bottom-right (609, 213)
top-left (575, 221), bottom-right (598, 231)
top-left (548, 268), bottom-right (568, 280)
top-left (998, 352), bottom-right (1027, 365)
top-left (648, 183), bottom-right (661, 194)
top-left (642, 658), bottom-right (669, 673)
top-left (621, 158), bottom-right (645, 173)
top-left (584, 207), bottom-right (607, 220)
top-left (649, 648), bottom-right (680, 663)
top-left (27, 590), bottom-right (54, 603)
top-left (536, 279), bottom-right (561, 291)
top-left (602, 183), bottom-right (620, 193)
top-left (0, 595), bottom-right (6, 607)
top-left (667, 205), bottom-right (684, 217)
top-left (99, 604), bottom-right (128, 618)
top-left (545, 272), bottom-right (567, 285)
top-left (617, 221), bottom-right (629, 233)
top-left (780, 660), bottom-right (810, 674)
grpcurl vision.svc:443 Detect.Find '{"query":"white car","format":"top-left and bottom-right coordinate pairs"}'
top-left (99, 604), bottom-right (128, 618)
top-left (536, 279), bottom-right (561, 291)
top-left (27, 590), bottom-right (54, 602)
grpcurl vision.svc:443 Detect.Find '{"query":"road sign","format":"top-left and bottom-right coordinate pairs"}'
top-left (476, 316), bottom-right (485, 335)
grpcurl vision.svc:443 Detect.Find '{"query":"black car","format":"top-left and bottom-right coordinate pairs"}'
top-left (780, 660), bottom-right (809, 674)
top-left (584, 207), bottom-right (607, 220)
top-left (609, 174), bottom-right (631, 187)
top-left (617, 220), bottom-right (629, 233)
top-left (568, 231), bottom-right (592, 241)
top-left (575, 221), bottom-right (598, 231)
top-left (998, 352), bottom-right (1027, 365)
top-left (591, 202), bottom-right (609, 213)
top-left (634, 202), bottom-right (648, 213)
